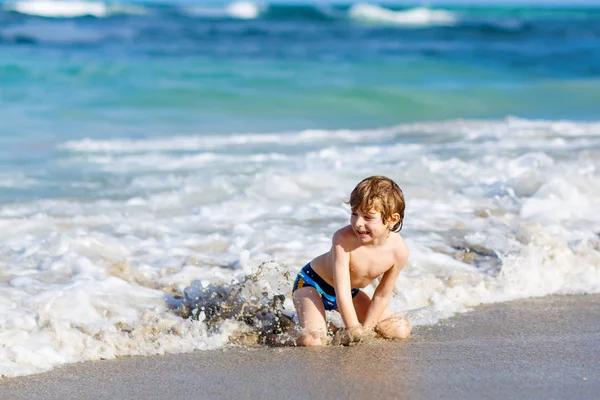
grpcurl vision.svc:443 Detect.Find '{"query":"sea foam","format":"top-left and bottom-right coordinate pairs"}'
top-left (348, 4), bottom-right (458, 27)
top-left (1, 118), bottom-right (600, 377)
top-left (5, 1), bottom-right (109, 18)
top-left (3, 1), bottom-right (145, 18)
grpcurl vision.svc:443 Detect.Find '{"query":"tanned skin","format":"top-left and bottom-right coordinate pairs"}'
top-left (293, 207), bottom-right (410, 346)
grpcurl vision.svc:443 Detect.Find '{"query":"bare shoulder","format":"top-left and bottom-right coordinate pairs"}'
top-left (391, 233), bottom-right (409, 267)
top-left (332, 225), bottom-right (357, 248)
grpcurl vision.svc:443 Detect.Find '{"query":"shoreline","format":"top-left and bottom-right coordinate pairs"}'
top-left (2, 293), bottom-right (599, 399)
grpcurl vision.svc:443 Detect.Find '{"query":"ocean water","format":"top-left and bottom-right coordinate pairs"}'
top-left (1, 0), bottom-right (600, 377)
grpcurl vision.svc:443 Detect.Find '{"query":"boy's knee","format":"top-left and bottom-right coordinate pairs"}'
top-left (376, 317), bottom-right (411, 340)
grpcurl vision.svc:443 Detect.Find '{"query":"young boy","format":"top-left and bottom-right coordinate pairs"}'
top-left (292, 175), bottom-right (410, 346)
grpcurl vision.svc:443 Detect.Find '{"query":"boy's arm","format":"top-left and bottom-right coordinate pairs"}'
top-left (332, 231), bottom-right (360, 329)
top-left (362, 254), bottom-right (407, 330)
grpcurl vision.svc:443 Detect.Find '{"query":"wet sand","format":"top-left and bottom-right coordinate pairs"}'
top-left (1, 294), bottom-right (599, 400)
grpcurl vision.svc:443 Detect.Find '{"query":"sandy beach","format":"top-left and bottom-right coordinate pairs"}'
top-left (1, 293), bottom-right (598, 400)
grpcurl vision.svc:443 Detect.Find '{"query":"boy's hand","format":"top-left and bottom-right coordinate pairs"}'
top-left (333, 325), bottom-right (376, 346)
top-left (348, 325), bottom-right (376, 342)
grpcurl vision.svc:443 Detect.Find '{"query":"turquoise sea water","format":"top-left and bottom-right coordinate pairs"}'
top-left (2, 2), bottom-right (600, 202)
top-left (1, 2), bottom-right (600, 377)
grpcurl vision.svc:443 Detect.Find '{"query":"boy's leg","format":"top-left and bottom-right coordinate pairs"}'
top-left (351, 290), bottom-right (411, 339)
top-left (292, 287), bottom-right (328, 346)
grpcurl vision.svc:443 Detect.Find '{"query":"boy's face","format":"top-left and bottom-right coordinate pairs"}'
top-left (350, 207), bottom-right (388, 244)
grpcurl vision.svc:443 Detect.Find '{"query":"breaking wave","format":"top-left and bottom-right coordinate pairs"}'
top-left (349, 4), bottom-right (457, 27)
top-left (3, 0), bottom-right (146, 18)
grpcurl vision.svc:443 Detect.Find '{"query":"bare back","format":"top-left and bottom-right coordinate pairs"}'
top-left (310, 225), bottom-right (408, 289)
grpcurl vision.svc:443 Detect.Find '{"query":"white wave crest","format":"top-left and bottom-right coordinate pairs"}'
top-left (60, 128), bottom-right (393, 154)
top-left (5, 1), bottom-right (108, 17)
top-left (225, 1), bottom-right (260, 20)
top-left (182, 1), bottom-right (260, 20)
top-left (60, 118), bottom-right (600, 155)
top-left (349, 4), bottom-right (458, 27)
top-left (4, 1), bottom-right (146, 18)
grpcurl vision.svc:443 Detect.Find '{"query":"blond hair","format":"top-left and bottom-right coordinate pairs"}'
top-left (349, 176), bottom-right (405, 232)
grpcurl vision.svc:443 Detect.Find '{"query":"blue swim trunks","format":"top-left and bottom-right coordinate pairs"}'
top-left (292, 263), bottom-right (360, 311)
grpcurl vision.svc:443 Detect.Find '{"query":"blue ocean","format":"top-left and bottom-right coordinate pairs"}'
top-left (1, 1), bottom-right (600, 377)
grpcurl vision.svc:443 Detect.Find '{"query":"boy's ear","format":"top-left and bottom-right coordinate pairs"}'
top-left (388, 213), bottom-right (401, 228)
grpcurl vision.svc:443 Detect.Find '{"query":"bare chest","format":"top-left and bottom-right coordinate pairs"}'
top-left (348, 250), bottom-right (395, 288)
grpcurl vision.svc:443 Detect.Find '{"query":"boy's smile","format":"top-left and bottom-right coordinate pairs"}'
top-left (350, 208), bottom-right (388, 244)
top-left (356, 228), bottom-right (370, 237)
